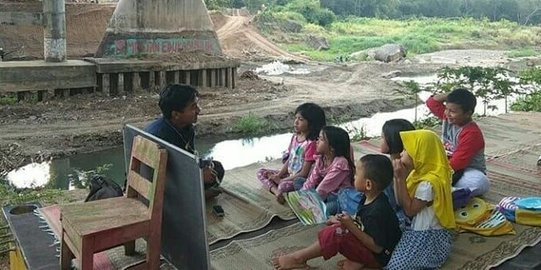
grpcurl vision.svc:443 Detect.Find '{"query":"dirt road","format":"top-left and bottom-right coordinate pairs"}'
top-left (215, 13), bottom-right (308, 62)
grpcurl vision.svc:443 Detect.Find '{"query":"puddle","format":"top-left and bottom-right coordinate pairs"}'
top-left (3, 75), bottom-right (525, 190)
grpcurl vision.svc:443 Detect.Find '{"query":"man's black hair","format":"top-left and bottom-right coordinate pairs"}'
top-left (382, 119), bottom-right (415, 155)
top-left (159, 84), bottom-right (199, 119)
top-left (295, 103), bottom-right (326, 141)
top-left (447, 88), bottom-right (476, 115)
top-left (359, 154), bottom-right (393, 191)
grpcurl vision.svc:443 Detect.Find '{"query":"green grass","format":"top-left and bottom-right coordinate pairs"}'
top-left (231, 113), bottom-right (277, 135)
top-left (506, 48), bottom-right (540, 58)
top-left (268, 15), bottom-right (541, 61)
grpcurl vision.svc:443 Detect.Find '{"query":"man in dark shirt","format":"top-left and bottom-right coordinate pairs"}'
top-left (145, 84), bottom-right (223, 199)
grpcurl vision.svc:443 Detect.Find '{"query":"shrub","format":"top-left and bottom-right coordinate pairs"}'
top-left (232, 113), bottom-right (276, 135)
top-left (511, 91), bottom-right (541, 112)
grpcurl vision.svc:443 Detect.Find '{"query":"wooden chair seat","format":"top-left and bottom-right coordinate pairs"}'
top-left (60, 136), bottom-right (168, 270)
top-left (61, 197), bottom-right (149, 251)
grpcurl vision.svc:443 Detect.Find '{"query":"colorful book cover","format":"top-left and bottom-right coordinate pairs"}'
top-left (284, 189), bottom-right (327, 225)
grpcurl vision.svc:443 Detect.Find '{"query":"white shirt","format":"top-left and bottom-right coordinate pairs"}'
top-left (411, 181), bottom-right (443, 230)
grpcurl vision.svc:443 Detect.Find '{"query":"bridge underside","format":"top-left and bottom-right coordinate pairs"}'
top-left (95, 0), bottom-right (222, 58)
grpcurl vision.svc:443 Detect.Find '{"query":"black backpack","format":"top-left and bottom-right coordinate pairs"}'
top-left (85, 175), bottom-right (124, 202)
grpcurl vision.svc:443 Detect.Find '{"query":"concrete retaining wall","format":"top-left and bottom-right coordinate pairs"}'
top-left (0, 60), bottom-right (96, 92)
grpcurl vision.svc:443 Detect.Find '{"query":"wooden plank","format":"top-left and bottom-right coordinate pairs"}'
top-left (127, 172), bottom-right (152, 200)
top-left (131, 137), bottom-right (161, 168)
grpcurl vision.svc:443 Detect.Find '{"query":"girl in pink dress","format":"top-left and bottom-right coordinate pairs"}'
top-left (300, 126), bottom-right (355, 214)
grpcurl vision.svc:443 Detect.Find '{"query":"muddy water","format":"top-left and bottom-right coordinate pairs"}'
top-left (3, 74), bottom-right (519, 190)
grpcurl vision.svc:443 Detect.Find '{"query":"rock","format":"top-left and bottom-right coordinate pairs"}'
top-left (239, 70), bottom-right (260, 80)
top-left (381, 70), bottom-right (402, 79)
top-left (280, 57), bottom-right (305, 65)
top-left (280, 20), bottom-right (302, 33)
top-left (305, 35), bottom-right (330, 51)
top-left (350, 49), bottom-right (376, 61)
top-left (374, 44), bottom-right (407, 63)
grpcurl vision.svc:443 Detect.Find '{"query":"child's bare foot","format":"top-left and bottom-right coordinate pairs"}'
top-left (337, 259), bottom-right (364, 270)
top-left (276, 193), bottom-right (286, 204)
top-left (272, 255), bottom-right (308, 270)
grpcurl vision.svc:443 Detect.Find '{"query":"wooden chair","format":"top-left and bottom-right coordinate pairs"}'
top-left (60, 135), bottom-right (168, 270)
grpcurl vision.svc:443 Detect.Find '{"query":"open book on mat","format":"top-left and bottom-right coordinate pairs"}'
top-left (284, 189), bottom-right (327, 225)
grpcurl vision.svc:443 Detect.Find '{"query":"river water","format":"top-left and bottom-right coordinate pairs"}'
top-left (3, 74), bottom-right (519, 190)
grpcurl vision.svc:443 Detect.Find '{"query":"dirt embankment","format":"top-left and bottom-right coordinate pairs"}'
top-left (0, 2), bottom-right (114, 59)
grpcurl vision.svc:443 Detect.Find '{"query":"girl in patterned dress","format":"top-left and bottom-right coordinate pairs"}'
top-left (256, 103), bottom-right (326, 203)
top-left (387, 130), bottom-right (456, 269)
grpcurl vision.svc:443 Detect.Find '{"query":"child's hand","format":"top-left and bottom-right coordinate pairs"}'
top-left (326, 215), bottom-right (340, 225)
top-left (392, 159), bottom-right (408, 182)
top-left (336, 212), bottom-right (355, 230)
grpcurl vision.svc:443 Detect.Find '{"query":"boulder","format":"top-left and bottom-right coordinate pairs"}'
top-left (350, 49), bottom-right (376, 61)
top-left (381, 70), bottom-right (402, 79)
top-left (374, 44), bottom-right (406, 63)
top-left (280, 20), bottom-right (302, 33)
top-left (305, 35), bottom-right (330, 51)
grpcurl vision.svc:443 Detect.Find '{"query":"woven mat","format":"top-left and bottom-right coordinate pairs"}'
top-left (210, 223), bottom-right (343, 270)
top-left (210, 140), bottom-right (541, 270)
top-left (207, 160), bottom-right (297, 245)
top-left (210, 222), bottom-right (541, 270)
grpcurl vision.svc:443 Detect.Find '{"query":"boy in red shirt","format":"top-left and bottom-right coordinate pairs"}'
top-left (426, 88), bottom-right (489, 197)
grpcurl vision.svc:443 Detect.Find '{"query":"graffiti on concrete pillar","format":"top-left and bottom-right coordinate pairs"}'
top-left (104, 37), bottom-right (221, 57)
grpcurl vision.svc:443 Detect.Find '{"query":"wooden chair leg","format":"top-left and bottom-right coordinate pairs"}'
top-left (146, 233), bottom-right (162, 270)
top-left (124, 240), bottom-right (136, 256)
top-left (80, 240), bottom-right (94, 270)
top-left (60, 236), bottom-right (74, 270)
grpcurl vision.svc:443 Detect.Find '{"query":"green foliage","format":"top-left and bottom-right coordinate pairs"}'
top-left (204, 0), bottom-right (232, 10)
top-left (0, 181), bottom-right (64, 207)
top-left (520, 67), bottom-right (541, 85)
top-left (232, 113), bottom-right (276, 135)
top-left (413, 116), bottom-right (440, 129)
top-left (433, 66), bottom-right (519, 114)
top-left (512, 67), bottom-right (541, 112)
top-left (320, 0), bottom-right (541, 25)
top-left (278, 17), bottom-right (541, 61)
top-left (280, 0), bottom-right (336, 26)
top-left (344, 125), bottom-right (369, 141)
top-left (0, 94), bottom-right (17, 105)
top-left (511, 91), bottom-right (541, 112)
top-left (314, 8), bottom-right (336, 26)
top-left (395, 80), bottom-right (423, 122)
top-left (70, 163), bottom-right (113, 189)
top-left (506, 48), bottom-right (539, 58)
top-left (244, 0), bottom-right (268, 12)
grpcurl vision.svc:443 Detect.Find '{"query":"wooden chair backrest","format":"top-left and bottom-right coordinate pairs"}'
top-left (126, 135), bottom-right (168, 219)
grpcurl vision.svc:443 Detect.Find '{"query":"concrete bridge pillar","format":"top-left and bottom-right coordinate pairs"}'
top-left (43, 0), bottom-right (67, 62)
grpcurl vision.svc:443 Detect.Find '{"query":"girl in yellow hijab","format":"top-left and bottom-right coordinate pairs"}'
top-left (386, 130), bottom-right (456, 269)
